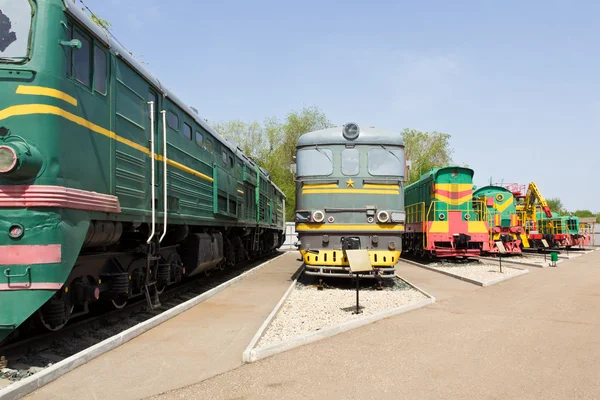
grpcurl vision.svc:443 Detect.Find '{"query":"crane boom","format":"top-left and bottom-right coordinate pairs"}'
top-left (524, 182), bottom-right (553, 218)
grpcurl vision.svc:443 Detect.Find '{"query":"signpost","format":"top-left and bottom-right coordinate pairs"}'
top-left (495, 241), bottom-right (506, 273)
top-left (345, 250), bottom-right (373, 315)
top-left (541, 239), bottom-right (549, 264)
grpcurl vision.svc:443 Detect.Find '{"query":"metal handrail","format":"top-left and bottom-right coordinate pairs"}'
top-left (159, 110), bottom-right (168, 243)
top-left (146, 101), bottom-right (156, 244)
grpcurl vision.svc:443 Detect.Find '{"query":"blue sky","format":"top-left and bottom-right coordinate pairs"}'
top-left (87, 0), bottom-right (599, 211)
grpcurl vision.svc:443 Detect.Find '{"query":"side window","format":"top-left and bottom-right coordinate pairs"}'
top-left (342, 148), bottom-right (359, 176)
top-left (183, 122), bottom-right (192, 140)
top-left (222, 151), bottom-right (228, 164)
top-left (167, 110), bottom-right (179, 130)
top-left (229, 156), bottom-right (234, 168)
top-left (205, 139), bottom-right (213, 153)
top-left (73, 29), bottom-right (91, 88)
top-left (195, 131), bottom-right (203, 147)
top-left (94, 47), bottom-right (107, 95)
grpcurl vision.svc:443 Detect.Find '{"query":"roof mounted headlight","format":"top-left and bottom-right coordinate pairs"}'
top-left (342, 122), bottom-right (360, 140)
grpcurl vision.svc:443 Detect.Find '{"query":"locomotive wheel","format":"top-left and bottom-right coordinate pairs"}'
top-left (38, 301), bottom-right (74, 332)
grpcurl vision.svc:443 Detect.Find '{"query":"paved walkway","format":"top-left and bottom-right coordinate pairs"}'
top-left (150, 251), bottom-right (600, 400)
top-left (26, 252), bottom-right (303, 400)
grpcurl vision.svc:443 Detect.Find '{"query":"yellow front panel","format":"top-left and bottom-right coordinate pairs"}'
top-left (296, 223), bottom-right (404, 232)
top-left (468, 221), bottom-right (489, 233)
top-left (429, 221), bottom-right (449, 233)
top-left (300, 249), bottom-right (402, 267)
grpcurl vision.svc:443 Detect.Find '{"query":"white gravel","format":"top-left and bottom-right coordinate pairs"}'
top-left (256, 277), bottom-right (427, 348)
top-left (427, 261), bottom-right (526, 284)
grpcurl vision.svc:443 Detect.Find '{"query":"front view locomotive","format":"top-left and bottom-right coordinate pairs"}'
top-left (294, 123), bottom-right (405, 278)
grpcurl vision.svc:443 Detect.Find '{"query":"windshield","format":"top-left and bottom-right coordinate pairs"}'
top-left (0, 0), bottom-right (32, 61)
top-left (296, 148), bottom-right (333, 177)
top-left (368, 147), bottom-right (405, 176)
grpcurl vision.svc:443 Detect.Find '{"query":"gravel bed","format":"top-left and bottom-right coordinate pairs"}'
top-left (256, 275), bottom-right (427, 348)
top-left (427, 261), bottom-right (525, 284)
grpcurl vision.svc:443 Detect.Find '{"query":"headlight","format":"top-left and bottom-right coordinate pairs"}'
top-left (377, 211), bottom-right (390, 223)
top-left (342, 122), bottom-right (360, 140)
top-left (391, 212), bottom-right (405, 223)
top-left (0, 145), bottom-right (17, 173)
top-left (312, 210), bottom-right (325, 223)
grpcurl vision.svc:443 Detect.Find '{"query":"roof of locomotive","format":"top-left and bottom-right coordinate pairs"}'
top-left (406, 166), bottom-right (474, 190)
top-left (296, 125), bottom-right (404, 147)
top-left (63, 2), bottom-right (285, 197)
top-left (473, 185), bottom-right (512, 197)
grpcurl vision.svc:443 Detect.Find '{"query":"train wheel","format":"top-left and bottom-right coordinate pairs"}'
top-left (38, 300), bottom-right (74, 331)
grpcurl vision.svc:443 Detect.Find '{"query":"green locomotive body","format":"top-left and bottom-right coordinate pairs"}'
top-left (0, 0), bottom-right (284, 343)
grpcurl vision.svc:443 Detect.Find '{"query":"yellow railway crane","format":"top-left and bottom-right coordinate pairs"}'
top-left (515, 182), bottom-right (553, 248)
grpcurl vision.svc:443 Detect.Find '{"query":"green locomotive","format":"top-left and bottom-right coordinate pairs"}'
top-left (473, 185), bottom-right (526, 254)
top-left (404, 166), bottom-right (490, 257)
top-left (295, 123), bottom-right (405, 279)
top-left (0, 0), bottom-right (285, 343)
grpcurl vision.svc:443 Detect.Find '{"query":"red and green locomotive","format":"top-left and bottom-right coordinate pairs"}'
top-left (0, 0), bottom-right (284, 343)
top-left (403, 166), bottom-right (489, 257)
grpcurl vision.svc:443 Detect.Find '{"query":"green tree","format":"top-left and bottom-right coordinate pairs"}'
top-left (546, 197), bottom-right (566, 214)
top-left (573, 209), bottom-right (594, 218)
top-left (210, 120), bottom-right (267, 160)
top-left (401, 129), bottom-right (454, 184)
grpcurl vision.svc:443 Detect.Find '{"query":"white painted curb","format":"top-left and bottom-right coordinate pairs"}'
top-left (0, 252), bottom-right (288, 400)
top-left (243, 274), bottom-right (435, 363)
top-left (476, 256), bottom-right (554, 269)
top-left (242, 265), bottom-right (304, 363)
top-left (400, 258), bottom-right (529, 287)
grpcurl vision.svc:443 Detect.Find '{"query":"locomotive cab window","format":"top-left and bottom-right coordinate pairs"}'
top-left (368, 148), bottom-right (404, 176)
top-left (296, 148), bottom-right (333, 176)
top-left (167, 110), bottom-right (179, 130)
top-left (73, 29), bottom-right (91, 88)
top-left (342, 148), bottom-right (359, 176)
top-left (183, 122), bottom-right (192, 140)
top-left (195, 131), bottom-right (203, 147)
top-left (205, 139), bottom-right (213, 153)
top-left (0, 0), bottom-right (34, 62)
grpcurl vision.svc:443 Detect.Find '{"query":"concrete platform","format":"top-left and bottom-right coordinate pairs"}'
top-left (151, 250), bottom-right (600, 400)
top-left (24, 251), bottom-right (303, 400)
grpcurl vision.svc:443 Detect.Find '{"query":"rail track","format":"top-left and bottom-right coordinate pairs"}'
top-left (0, 252), bottom-right (281, 387)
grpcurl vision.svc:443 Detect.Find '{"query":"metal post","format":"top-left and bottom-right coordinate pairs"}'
top-left (354, 273), bottom-right (361, 314)
top-left (499, 254), bottom-right (502, 273)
